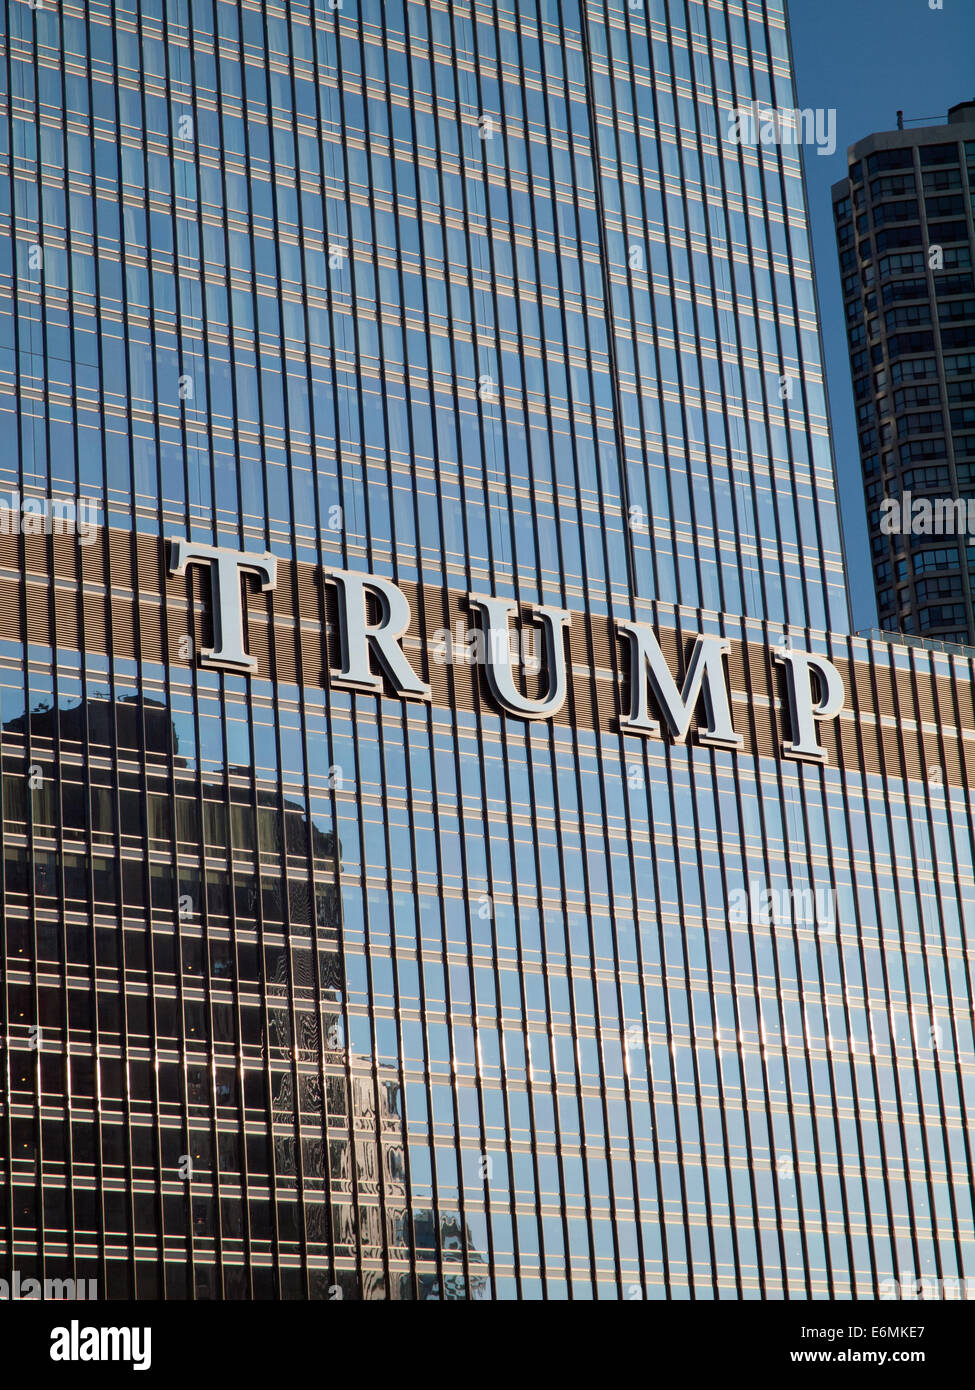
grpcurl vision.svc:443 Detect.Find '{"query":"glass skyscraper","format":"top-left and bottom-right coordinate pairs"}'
top-left (3, 0), bottom-right (975, 1304)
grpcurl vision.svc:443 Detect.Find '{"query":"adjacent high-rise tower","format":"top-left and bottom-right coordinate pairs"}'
top-left (833, 101), bottom-right (975, 644)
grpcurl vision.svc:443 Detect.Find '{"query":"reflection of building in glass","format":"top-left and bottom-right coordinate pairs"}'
top-left (1, 690), bottom-right (492, 1298)
top-left (1, 693), bottom-right (390, 1299)
top-left (3, 0), bottom-right (975, 1303)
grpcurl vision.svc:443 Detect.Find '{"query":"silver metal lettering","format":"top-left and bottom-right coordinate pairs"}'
top-left (617, 622), bottom-right (742, 748)
top-left (169, 539), bottom-right (277, 673)
top-left (773, 646), bottom-right (845, 762)
top-left (323, 568), bottom-right (431, 699)
top-left (468, 594), bottom-right (571, 719)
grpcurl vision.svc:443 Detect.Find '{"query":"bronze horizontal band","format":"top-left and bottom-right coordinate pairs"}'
top-left (0, 524), bottom-right (973, 791)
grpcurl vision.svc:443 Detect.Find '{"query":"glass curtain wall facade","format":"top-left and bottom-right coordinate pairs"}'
top-left (1, 0), bottom-right (975, 1303)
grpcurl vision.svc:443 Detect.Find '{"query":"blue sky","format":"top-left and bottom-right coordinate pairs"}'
top-left (787, 0), bottom-right (975, 631)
